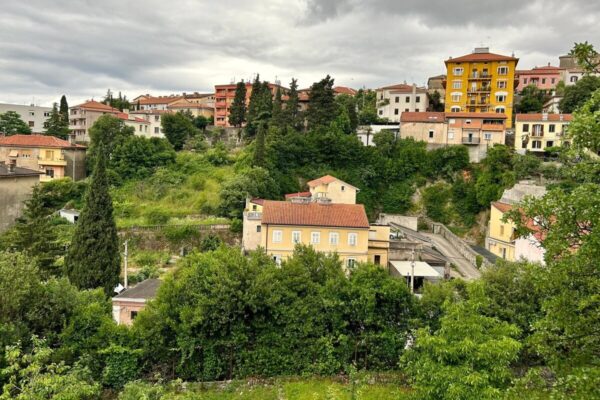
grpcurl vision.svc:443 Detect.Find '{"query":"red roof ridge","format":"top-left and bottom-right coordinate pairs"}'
top-left (0, 134), bottom-right (86, 148)
top-left (261, 200), bottom-right (369, 228)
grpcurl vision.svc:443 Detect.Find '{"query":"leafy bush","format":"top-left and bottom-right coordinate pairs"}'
top-left (100, 345), bottom-right (142, 389)
top-left (144, 209), bottom-right (170, 225)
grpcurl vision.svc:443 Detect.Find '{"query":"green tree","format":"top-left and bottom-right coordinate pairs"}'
top-left (65, 149), bottom-right (121, 295)
top-left (427, 90), bottom-right (444, 112)
top-left (567, 88), bottom-right (600, 153)
top-left (282, 78), bottom-right (303, 131)
top-left (161, 111), bottom-right (198, 150)
top-left (475, 145), bottom-right (516, 207)
top-left (193, 115), bottom-right (209, 132)
top-left (0, 111), bottom-right (32, 135)
top-left (0, 337), bottom-right (100, 400)
top-left (228, 81), bottom-right (247, 128)
top-left (422, 183), bottom-right (452, 224)
top-left (570, 41), bottom-right (600, 74)
top-left (5, 186), bottom-right (62, 276)
top-left (102, 89), bottom-right (131, 111)
top-left (402, 286), bottom-right (521, 400)
top-left (516, 84), bottom-right (548, 113)
top-left (306, 75), bottom-right (336, 130)
top-left (335, 94), bottom-right (358, 132)
top-left (253, 113), bottom-right (269, 167)
top-left (355, 88), bottom-right (380, 124)
top-left (559, 75), bottom-right (600, 113)
top-left (44, 102), bottom-right (70, 139)
top-left (245, 75), bottom-right (266, 136)
top-left (59, 95), bottom-right (69, 123)
top-left (271, 86), bottom-right (284, 130)
top-left (87, 115), bottom-right (134, 174)
top-left (109, 136), bottom-right (176, 182)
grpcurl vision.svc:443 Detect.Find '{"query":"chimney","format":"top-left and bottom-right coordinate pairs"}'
top-left (542, 113), bottom-right (548, 121)
top-left (474, 47), bottom-right (489, 54)
top-left (548, 62), bottom-right (551, 67)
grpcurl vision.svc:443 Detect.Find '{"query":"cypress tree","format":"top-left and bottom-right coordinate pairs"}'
top-left (271, 87), bottom-right (284, 132)
top-left (246, 75), bottom-right (263, 137)
top-left (228, 81), bottom-right (247, 128)
top-left (65, 148), bottom-right (120, 295)
top-left (45, 103), bottom-right (70, 139)
top-left (253, 112), bottom-right (269, 167)
top-left (306, 75), bottom-right (336, 131)
top-left (59, 95), bottom-right (69, 123)
top-left (283, 78), bottom-right (302, 131)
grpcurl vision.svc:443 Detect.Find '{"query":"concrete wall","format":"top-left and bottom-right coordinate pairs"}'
top-left (0, 175), bottom-right (39, 232)
top-left (0, 103), bottom-right (52, 133)
top-left (64, 149), bottom-right (87, 181)
top-left (515, 235), bottom-right (546, 265)
top-left (376, 214), bottom-right (418, 231)
top-left (432, 222), bottom-right (493, 269)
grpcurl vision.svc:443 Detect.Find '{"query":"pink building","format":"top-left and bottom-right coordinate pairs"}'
top-left (516, 64), bottom-right (563, 93)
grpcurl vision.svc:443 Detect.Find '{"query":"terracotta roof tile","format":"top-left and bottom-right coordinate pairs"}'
top-left (0, 134), bottom-right (85, 148)
top-left (401, 112), bottom-right (446, 123)
top-left (377, 83), bottom-right (426, 92)
top-left (492, 201), bottom-right (513, 213)
top-left (285, 191), bottom-right (312, 200)
top-left (261, 200), bottom-right (369, 228)
top-left (307, 175), bottom-right (338, 186)
top-left (446, 52), bottom-right (518, 64)
top-left (74, 100), bottom-right (120, 113)
top-left (137, 96), bottom-right (183, 105)
top-left (333, 86), bottom-right (357, 95)
top-left (516, 113), bottom-right (572, 122)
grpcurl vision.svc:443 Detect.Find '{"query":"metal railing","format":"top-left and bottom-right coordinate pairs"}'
top-left (461, 136), bottom-right (481, 144)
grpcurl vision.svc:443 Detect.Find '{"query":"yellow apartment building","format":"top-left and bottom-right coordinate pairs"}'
top-left (486, 202), bottom-right (516, 261)
top-left (306, 175), bottom-right (358, 204)
top-left (0, 134), bottom-right (87, 182)
top-left (260, 200), bottom-right (388, 268)
top-left (515, 113), bottom-right (572, 153)
top-left (444, 47), bottom-right (518, 127)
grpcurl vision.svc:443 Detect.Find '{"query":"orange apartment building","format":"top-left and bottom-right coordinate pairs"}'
top-left (214, 82), bottom-right (288, 127)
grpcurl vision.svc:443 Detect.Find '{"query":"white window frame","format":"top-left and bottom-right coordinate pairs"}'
top-left (496, 94), bottom-right (506, 102)
top-left (346, 258), bottom-right (357, 268)
top-left (272, 255), bottom-right (282, 266)
top-left (348, 233), bottom-right (358, 246)
top-left (448, 130), bottom-right (455, 140)
top-left (484, 132), bottom-right (492, 140)
top-left (272, 230), bottom-right (283, 243)
top-left (497, 80), bottom-right (507, 89)
top-left (453, 67), bottom-right (464, 76)
top-left (292, 231), bottom-right (301, 244)
top-left (495, 106), bottom-right (506, 114)
top-left (450, 106), bottom-right (461, 113)
top-left (452, 80), bottom-right (462, 89)
top-left (497, 66), bottom-right (509, 75)
top-left (329, 232), bottom-right (339, 245)
top-left (311, 231), bottom-right (320, 244)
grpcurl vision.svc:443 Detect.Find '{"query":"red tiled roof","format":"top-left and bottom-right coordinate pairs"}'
top-left (75, 100), bottom-right (119, 113)
top-left (261, 200), bottom-right (369, 228)
top-left (445, 52), bottom-right (518, 64)
top-left (116, 113), bottom-right (149, 123)
top-left (285, 191), bottom-right (312, 200)
top-left (401, 112), bottom-right (446, 123)
top-left (492, 201), bottom-right (513, 213)
top-left (0, 134), bottom-right (85, 148)
top-left (516, 113), bottom-right (572, 122)
top-left (307, 175), bottom-right (339, 187)
top-left (333, 86), bottom-right (357, 96)
top-left (250, 198), bottom-right (265, 206)
top-left (448, 112), bottom-right (507, 119)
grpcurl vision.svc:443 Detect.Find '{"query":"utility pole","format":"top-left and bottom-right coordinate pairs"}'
top-left (410, 248), bottom-right (415, 294)
top-left (123, 240), bottom-right (129, 289)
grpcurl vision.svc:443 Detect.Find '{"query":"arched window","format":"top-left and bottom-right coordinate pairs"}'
top-left (450, 106), bottom-right (461, 112)
top-left (495, 106), bottom-right (506, 114)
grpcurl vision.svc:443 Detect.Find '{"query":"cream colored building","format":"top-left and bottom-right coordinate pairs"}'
top-left (306, 175), bottom-right (358, 204)
top-left (400, 112), bottom-right (507, 162)
top-left (0, 103), bottom-right (52, 133)
top-left (515, 113), bottom-right (572, 154)
top-left (130, 110), bottom-right (167, 137)
top-left (167, 98), bottom-right (214, 119)
top-left (376, 83), bottom-right (429, 122)
top-left (69, 100), bottom-right (120, 142)
top-left (242, 198), bottom-right (264, 251)
top-left (260, 200), bottom-right (388, 268)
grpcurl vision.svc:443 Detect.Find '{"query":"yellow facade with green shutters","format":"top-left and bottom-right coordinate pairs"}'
top-left (444, 48), bottom-right (518, 128)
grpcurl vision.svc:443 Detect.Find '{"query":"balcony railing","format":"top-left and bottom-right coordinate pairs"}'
top-left (462, 136), bottom-right (481, 144)
top-left (246, 211), bottom-right (262, 220)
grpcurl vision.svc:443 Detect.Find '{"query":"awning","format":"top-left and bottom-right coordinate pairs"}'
top-left (9, 150), bottom-right (19, 157)
top-left (389, 261), bottom-right (442, 278)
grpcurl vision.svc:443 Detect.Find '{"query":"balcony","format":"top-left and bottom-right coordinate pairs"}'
top-left (215, 101), bottom-right (227, 108)
top-left (469, 73), bottom-right (491, 80)
top-left (467, 87), bottom-right (491, 94)
top-left (245, 211), bottom-right (262, 220)
top-left (462, 136), bottom-right (481, 144)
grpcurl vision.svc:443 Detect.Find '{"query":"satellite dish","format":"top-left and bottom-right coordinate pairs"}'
top-left (114, 283), bottom-right (125, 294)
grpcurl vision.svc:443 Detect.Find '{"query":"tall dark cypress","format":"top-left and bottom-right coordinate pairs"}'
top-left (253, 115), bottom-right (268, 167)
top-left (306, 75), bottom-right (336, 131)
top-left (271, 87), bottom-right (283, 131)
top-left (65, 148), bottom-right (120, 295)
top-left (246, 75), bottom-right (263, 137)
top-left (283, 78), bottom-right (302, 131)
top-left (59, 95), bottom-right (69, 124)
top-left (228, 81), bottom-right (247, 128)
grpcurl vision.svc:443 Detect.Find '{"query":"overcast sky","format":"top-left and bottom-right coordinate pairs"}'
top-left (1, 0), bottom-right (598, 107)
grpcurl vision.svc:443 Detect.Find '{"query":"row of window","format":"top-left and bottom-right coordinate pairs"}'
top-left (449, 106), bottom-right (505, 113)
top-left (523, 77), bottom-right (557, 85)
top-left (522, 123), bottom-right (566, 133)
top-left (393, 96), bottom-right (421, 103)
top-left (450, 93), bottom-right (507, 102)
top-left (452, 81), bottom-right (508, 89)
top-left (271, 230), bottom-right (359, 246)
top-left (271, 254), bottom-right (357, 268)
top-left (452, 66), bottom-right (510, 76)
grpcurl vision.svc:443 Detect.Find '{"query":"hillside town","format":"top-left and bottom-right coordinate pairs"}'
top-left (1, 2), bottom-right (599, 397)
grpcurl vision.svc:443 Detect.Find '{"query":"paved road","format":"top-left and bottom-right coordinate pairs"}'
top-left (421, 232), bottom-right (482, 280)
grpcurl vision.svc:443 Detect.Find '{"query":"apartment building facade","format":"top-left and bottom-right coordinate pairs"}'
top-left (485, 182), bottom-right (546, 261)
top-left (515, 64), bottom-right (563, 94)
top-left (69, 100), bottom-right (120, 142)
top-left (131, 95), bottom-right (183, 111)
top-left (375, 83), bottom-right (429, 123)
top-left (0, 103), bottom-right (52, 133)
top-left (444, 47), bottom-right (518, 127)
top-left (0, 161), bottom-right (42, 232)
top-left (214, 82), bottom-right (287, 127)
top-left (400, 111), bottom-right (507, 162)
top-left (0, 134), bottom-right (86, 181)
top-left (515, 113), bottom-right (572, 154)
top-left (559, 54), bottom-right (600, 85)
